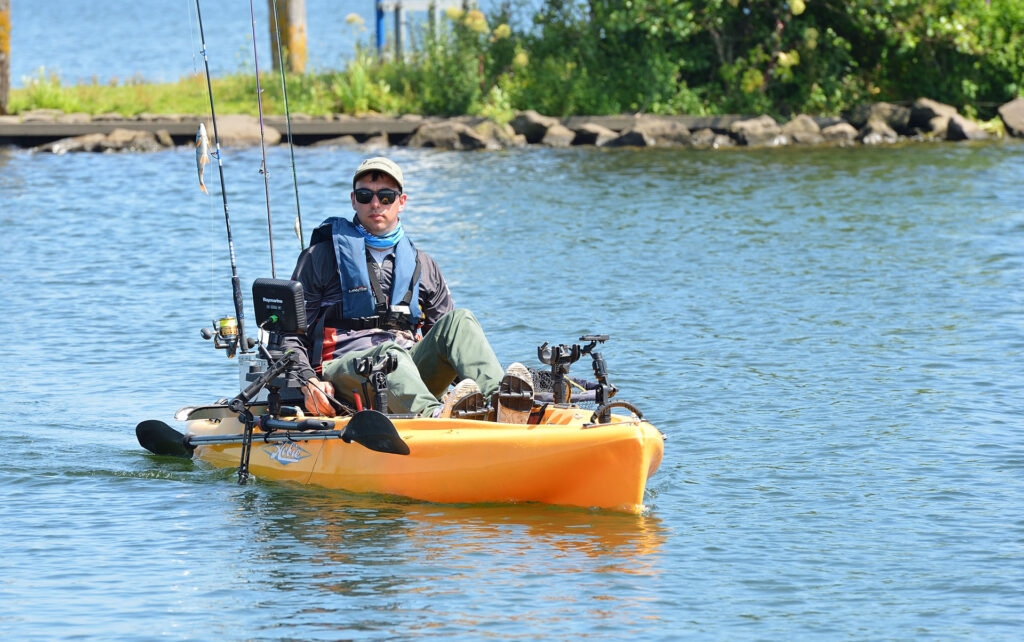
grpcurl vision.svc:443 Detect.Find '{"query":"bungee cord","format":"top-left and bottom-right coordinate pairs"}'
top-left (270, 0), bottom-right (306, 250)
top-left (247, 0), bottom-right (277, 278)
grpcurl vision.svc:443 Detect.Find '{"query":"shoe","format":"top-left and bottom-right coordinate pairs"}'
top-left (439, 379), bottom-right (486, 419)
top-left (496, 362), bottom-right (534, 424)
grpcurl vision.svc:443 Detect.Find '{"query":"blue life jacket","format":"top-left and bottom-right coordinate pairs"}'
top-left (312, 216), bottom-right (422, 331)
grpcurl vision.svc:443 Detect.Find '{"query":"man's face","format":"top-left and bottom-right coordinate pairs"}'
top-left (351, 173), bottom-right (406, 236)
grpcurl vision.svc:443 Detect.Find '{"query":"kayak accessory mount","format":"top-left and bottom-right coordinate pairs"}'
top-left (538, 335), bottom-right (642, 423)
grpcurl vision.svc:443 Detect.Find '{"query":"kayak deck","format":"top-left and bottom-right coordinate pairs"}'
top-left (187, 405), bottom-right (664, 513)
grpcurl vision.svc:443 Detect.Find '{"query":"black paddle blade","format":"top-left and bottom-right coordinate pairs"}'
top-left (342, 410), bottom-right (410, 455)
top-left (136, 420), bottom-right (194, 458)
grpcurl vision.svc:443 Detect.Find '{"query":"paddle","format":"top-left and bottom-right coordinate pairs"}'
top-left (135, 410), bottom-right (409, 457)
top-left (136, 419), bottom-right (194, 458)
top-left (342, 410), bottom-right (410, 455)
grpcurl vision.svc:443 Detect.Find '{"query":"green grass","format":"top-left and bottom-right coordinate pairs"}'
top-left (8, 67), bottom-right (354, 117)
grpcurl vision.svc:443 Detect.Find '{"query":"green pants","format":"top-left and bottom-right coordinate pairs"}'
top-left (321, 309), bottom-right (504, 416)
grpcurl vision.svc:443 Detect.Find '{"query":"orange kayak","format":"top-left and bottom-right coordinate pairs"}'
top-left (184, 404), bottom-right (664, 514)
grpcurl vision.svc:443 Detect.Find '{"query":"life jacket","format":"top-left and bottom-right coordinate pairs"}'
top-left (311, 216), bottom-right (422, 334)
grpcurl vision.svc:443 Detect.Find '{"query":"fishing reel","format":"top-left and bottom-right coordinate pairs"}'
top-left (201, 316), bottom-right (254, 358)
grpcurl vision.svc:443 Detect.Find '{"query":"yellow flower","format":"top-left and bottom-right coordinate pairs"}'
top-left (513, 51), bottom-right (529, 68)
top-left (464, 9), bottom-right (488, 34)
top-left (492, 23), bottom-right (511, 40)
top-left (791, 0), bottom-right (806, 16)
top-left (345, 13), bottom-right (364, 27)
top-left (445, 8), bottom-right (464, 22)
top-left (741, 68), bottom-right (765, 94)
top-left (777, 50), bottom-right (800, 68)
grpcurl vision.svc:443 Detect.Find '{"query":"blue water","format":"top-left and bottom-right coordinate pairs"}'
top-left (1, 140), bottom-right (1023, 639)
top-left (9, 0), bottom-right (508, 87)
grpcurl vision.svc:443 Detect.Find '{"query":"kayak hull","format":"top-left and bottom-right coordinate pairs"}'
top-left (187, 406), bottom-right (664, 513)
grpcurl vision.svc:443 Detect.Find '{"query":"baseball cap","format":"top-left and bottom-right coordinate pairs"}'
top-left (353, 157), bottom-right (404, 192)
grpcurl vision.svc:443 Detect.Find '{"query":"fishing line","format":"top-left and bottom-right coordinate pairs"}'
top-left (194, 0), bottom-right (250, 353)
top-left (183, 0), bottom-right (217, 323)
top-left (247, 0), bottom-right (277, 278)
top-left (270, 0), bottom-right (305, 250)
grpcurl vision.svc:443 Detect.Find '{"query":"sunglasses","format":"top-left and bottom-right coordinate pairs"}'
top-left (354, 188), bottom-right (402, 205)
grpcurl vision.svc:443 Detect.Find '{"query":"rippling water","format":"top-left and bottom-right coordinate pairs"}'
top-left (1, 141), bottom-right (1023, 639)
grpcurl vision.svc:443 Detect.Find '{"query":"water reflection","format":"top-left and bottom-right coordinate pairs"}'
top-left (237, 485), bottom-right (667, 575)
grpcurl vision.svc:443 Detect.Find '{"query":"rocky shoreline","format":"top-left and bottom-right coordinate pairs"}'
top-left (2, 97), bottom-right (1022, 153)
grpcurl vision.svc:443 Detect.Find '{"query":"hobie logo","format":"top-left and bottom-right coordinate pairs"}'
top-left (263, 442), bottom-right (311, 465)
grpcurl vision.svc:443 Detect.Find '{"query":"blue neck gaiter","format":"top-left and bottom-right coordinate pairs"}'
top-left (353, 215), bottom-right (404, 249)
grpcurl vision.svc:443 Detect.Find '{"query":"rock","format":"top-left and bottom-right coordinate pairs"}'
top-left (634, 116), bottom-right (691, 146)
top-left (844, 102), bottom-right (911, 133)
top-left (57, 112), bottom-right (92, 124)
top-left (710, 133), bottom-right (736, 149)
top-left (909, 98), bottom-right (959, 131)
top-left (93, 112), bottom-right (126, 121)
top-left (602, 127), bottom-right (656, 147)
top-left (689, 128), bottom-right (716, 147)
top-left (729, 115), bottom-right (786, 146)
top-left (407, 121), bottom-right (491, 150)
top-left (857, 118), bottom-right (899, 144)
top-left (211, 114), bottom-right (282, 146)
top-left (154, 129), bottom-right (175, 148)
top-left (928, 116), bottom-right (950, 139)
top-left (37, 129), bottom-right (163, 153)
top-left (310, 135), bottom-right (360, 148)
top-left (102, 128), bottom-right (164, 152)
top-left (571, 122), bottom-right (618, 146)
top-left (21, 109), bottom-right (63, 122)
top-left (37, 133), bottom-right (107, 154)
top-left (780, 114), bottom-right (824, 144)
top-left (821, 122), bottom-right (857, 143)
top-left (541, 123), bottom-right (576, 147)
top-left (509, 109), bottom-right (560, 144)
top-left (998, 97), bottom-right (1024, 138)
top-left (473, 119), bottom-right (525, 147)
top-left (946, 114), bottom-right (990, 141)
top-left (361, 131), bottom-right (391, 148)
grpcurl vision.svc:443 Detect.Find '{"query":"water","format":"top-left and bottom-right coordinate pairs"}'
top-left (8, 0), bottom-right (507, 87)
top-left (2, 140), bottom-right (1024, 639)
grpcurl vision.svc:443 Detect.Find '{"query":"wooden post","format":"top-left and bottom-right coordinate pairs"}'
top-left (394, 3), bottom-right (403, 61)
top-left (268, 0), bottom-right (307, 73)
top-left (0, 0), bottom-right (10, 115)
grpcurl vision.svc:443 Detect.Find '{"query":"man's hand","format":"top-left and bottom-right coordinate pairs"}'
top-left (393, 329), bottom-right (418, 347)
top-left (302, 377), bottom-right (336, 417)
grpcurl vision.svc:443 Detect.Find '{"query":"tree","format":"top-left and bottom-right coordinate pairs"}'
top-left (269, 0), bottom-right (307, 73)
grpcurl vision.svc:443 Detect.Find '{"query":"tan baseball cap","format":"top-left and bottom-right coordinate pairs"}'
top-left (353, 157), bottom-right (404, 192)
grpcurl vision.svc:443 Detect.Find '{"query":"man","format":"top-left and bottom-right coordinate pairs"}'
top-left (281, 156), bottom-right (533, 422)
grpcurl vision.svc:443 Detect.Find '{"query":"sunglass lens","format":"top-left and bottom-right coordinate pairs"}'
top-left (354, 188), bottom-right (400, 204)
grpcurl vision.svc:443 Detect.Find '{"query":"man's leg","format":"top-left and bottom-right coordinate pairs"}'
top-left (411, 309), bottom-right (504, 398)
top-left (322, 342), bottom-right (442, 416)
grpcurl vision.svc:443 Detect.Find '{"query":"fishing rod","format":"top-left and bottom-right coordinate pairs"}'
top-left (194, 0), bottom-right (251, 355)
top-left (248, 0), bottom-right (277, 278)
top-left (270, 0), bottom-right (305, 250)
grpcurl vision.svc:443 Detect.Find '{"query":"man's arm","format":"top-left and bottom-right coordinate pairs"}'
top-left (416, 252), bottom-right (454, 335)
top-left (279, 245), bottom-right (328, 382)
top-left (278, 243), bottom-right (344, 416)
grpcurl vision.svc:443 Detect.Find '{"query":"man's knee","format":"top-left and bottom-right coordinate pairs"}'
top-left (433, 308), bottom-right (477, 333)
